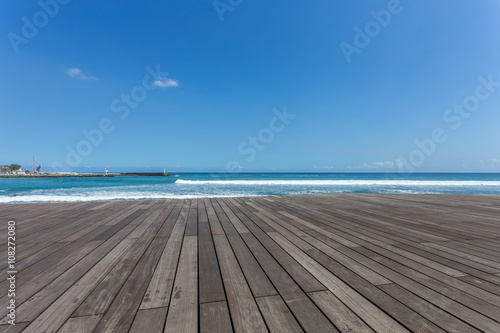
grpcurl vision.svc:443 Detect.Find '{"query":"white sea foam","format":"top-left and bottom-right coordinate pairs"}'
top-left (175, 179), bottom-right (500, 186)
top-left (2, 178), bottom-right (499, 204)
top-left (0, 192), bottom-right (257, 204)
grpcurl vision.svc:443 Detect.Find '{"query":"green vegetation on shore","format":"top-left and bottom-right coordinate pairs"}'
top-left (1, 164), bottom-right (22, 172)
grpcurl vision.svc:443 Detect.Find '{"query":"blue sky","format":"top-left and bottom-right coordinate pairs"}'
top-left (1, 0), bottom-right (500, 172)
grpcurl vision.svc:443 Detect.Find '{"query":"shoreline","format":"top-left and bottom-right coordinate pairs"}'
top-left (0, 172), bottom-right (172, 178)
top-left (0, 174), bottom-right (116, 178)
top-left (2, 191), bottom-right (500, 205)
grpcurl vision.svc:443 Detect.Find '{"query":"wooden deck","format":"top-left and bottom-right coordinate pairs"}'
top-left (1, 193), bottom-right (500, 332)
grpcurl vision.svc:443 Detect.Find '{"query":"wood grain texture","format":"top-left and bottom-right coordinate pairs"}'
top-left (0, 194), bottom-right (498, 332)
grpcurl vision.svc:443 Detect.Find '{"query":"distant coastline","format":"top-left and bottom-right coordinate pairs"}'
top-left (0, 172), bottom-right (171, 178)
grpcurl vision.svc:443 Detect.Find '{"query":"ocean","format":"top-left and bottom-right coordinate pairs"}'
top-left (1, 173), bottom-right (500, 204)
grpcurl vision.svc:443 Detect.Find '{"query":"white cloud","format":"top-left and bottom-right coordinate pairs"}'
top-left (67, 68), bottom-right (81, 77)
top-left (480, 158), bottom-right (500, 168)
top-left (373, 161), bottom-right (395, 168)
top-left (348, 161), bottom-right (396, 169)
top-left (313, 165), bottom-right (335, 170)
top-left (66, 68), bottom-right (99, 80)
top-left (153, 77), bottom-right (179, 88)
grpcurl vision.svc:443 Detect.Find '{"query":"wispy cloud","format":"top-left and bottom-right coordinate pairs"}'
top-left (66, 68), bottom-right (99, 80)
top-left (395, 159), bottom-right (404, 169)
top-left (313, 165), bottom-right (335, 170)
top-left (480, 158), bottom-right (500, 168)
top-left (373, 161), bottom-right (395, 168)
top-left (349, 161), bottom-right (396, 169)
top-left (153, 77), bottom-right (179, 88)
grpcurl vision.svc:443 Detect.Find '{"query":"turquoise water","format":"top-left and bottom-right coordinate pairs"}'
top-left (1, 173), bottom-right (500, 203)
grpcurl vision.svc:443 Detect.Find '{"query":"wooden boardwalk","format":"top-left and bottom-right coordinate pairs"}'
top-left (1, 193), bottom-right (500, 332)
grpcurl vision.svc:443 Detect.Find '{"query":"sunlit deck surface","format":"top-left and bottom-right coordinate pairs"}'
top-left (1, 194), bottom-right (500, 332)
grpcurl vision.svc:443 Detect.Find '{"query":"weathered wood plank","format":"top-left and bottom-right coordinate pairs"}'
top-left (164, 236), bottom-right (198, 333)
top-left (21, 239), bottom-right (136, 332)
top-left (256, 295), bottom-right (303, 333)
top-left (212, 199), bottom-right (277, 298)
top-left (198, 204), bottom-right (226, 303)
top-left (139, 202), bottom-right (188, 309)
top-left (58, 315), bottom-right (102, 333)
top-left (0, 322), bottom-right (30, 333)
top-left (129, 307), bottom-right (168, 333)
top-left (185, 200), bottom-right (198, 236)
top-left (200, 301), bottom-right (233, 333)
top-left (231, 198), bottom-right (327, 293)
top-left (92, 236), bottom-right (168, 332)
top-left (308, 290), bottom-right (375, 333)
top-left (73, 205), bottom-right (174, 317)
top-left (268, 231), bottom-right (410, 333)
top-left (212, 234), bottom-right (268, 333)
top-left (379, 283), bottom-right (482, 333)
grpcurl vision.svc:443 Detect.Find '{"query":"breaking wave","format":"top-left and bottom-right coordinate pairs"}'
top-left (175, 179), bottom-right (500, 186)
